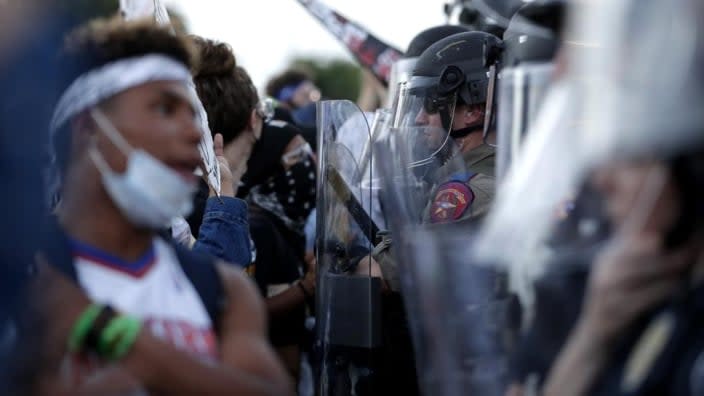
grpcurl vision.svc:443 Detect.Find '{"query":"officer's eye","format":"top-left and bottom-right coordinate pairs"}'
top-left (425, 94), bottom-right (453, 115)
top-left (424, 98), bottom-right (440, 114)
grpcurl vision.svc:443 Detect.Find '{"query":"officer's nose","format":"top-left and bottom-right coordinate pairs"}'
top-left (415, 108), bottom-right (429, 126)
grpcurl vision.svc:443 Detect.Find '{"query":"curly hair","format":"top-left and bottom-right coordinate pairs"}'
top-left (62, 16), bottom-right (197, 81)
top-left (52, 17), bottom-right (197, 195)
top-left (191, 36), bottom-right (258, 144)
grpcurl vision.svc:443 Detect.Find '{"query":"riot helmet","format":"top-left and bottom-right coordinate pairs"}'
top-left (502, 0), bottom-right (566, 66)
top-left (476, 0), bottom-right (704, 288)
top-left (496, 0), bottom-right (567, 182)
top-left (393, 31), bottom-right (503, 167)
top-left (444, 0), bottom-right (530, 37)
top-left (387, 25), bottom-right (470, 108)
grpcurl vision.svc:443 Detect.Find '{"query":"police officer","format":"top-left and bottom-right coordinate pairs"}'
top-left (471, 0), bottom-right (704, 395)
top-left (538, 0), bottom-right (704, 394)
top-left (370, 30), bottom-right (504, 285)
top-left (395, 31), bottom-right (502, 224)
top-left (354, 30), bottom-right (506, 396)
top-left (483, 2), bottom-right (604, 394)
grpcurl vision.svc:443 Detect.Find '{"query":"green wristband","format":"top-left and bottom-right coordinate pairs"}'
top-left (98, 316), bottom-right (142, 361)
top-left (98, 316), bottom-right (129, 357)
top-left (111, 318), bottom-right (142, 361)
top-left (68, 304), bottom-right (102, 353)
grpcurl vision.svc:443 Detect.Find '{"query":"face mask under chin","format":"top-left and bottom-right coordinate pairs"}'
top-left (88, 108), bottom-right (196, 229)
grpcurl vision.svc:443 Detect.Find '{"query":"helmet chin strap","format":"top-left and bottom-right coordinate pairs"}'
top-left (450, 121), bottom-right (484, 139)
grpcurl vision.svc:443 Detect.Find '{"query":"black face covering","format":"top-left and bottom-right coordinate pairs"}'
top-left (240, 121), bottom-right (316, 234)
top-left (239, 121), bottom-right (298, 197)
top-left (248, 155), bottom-right (316, 233)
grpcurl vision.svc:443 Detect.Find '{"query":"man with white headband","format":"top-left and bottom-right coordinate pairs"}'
top-left (44, 17), bottom-right (291, 394)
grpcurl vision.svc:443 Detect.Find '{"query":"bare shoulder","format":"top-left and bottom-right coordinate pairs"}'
top-left (215, 261), bottom-right (266, 332)
top-left (213, 262), bottom-right (291, 392)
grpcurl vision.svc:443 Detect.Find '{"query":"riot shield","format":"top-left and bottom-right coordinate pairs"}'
top-left (314, 100), bottom-right (383, 396)
top-left (376, 125), bottom-right (518, 396)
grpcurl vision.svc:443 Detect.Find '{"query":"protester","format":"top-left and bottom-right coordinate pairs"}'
top-left (239, 119), bottom-right (318, 382)
top-left (266, 69), bottom-right (321, 128)
top-left (44, 16), bottom-right (291, 394)
top-left (186, 36), bottom-right (266, 267)
top-left (189, 36), bottom-right (317, 383)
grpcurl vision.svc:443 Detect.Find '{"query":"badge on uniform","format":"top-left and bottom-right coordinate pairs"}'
top-left (429, 182), bottom-right (474, 223)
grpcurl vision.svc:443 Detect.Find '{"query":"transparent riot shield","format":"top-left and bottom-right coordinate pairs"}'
top-left (375, 124), bottom-right (519, 396)
top-left (495, 63), bottom-right (555, 183)
top-left (314, 100), bottom-right (383, 396)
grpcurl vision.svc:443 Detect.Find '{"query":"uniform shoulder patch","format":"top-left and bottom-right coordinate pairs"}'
top-left (429, 181), bottom-right (475, 224)
top-left (448, 171), bottom-right (477, 183)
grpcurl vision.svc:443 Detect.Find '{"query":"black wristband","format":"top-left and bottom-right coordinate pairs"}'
top-left (84, 305), bottom-right (117, 353)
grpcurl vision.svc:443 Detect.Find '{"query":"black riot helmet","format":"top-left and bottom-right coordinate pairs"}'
top-left (445, 0), bottom-right (529, 37)
top-left (495, 0), bottom-right (567, 182)
top-left (405, 25), bottom-right (471, 59)
top-left (387, 25), bottom-right (471, 108)
top-left (502, 0), bottom-right (567, 66)
top-left (394, 31), bottom-right (503, 144)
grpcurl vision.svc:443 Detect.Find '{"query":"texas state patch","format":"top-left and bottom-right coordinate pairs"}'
top-left (430, 182), bottom-right (475, 223)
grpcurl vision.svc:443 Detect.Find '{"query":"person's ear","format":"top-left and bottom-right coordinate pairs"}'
top-left (248, 108), bottom-right (258, 131)
top-left (462, 105), bottom-right (484, 125)
top-left (70, 111), bottom-right (97, 152)
top-left (72, 111), bottom-right (95, 134)
top-left (249, 108), bottom-right (263, 140)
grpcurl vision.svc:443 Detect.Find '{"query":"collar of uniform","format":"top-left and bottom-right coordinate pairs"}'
top-left (461, 144), bottom-right (496, 169)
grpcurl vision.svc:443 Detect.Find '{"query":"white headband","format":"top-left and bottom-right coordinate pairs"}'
top-left (50, 54), bottom-right (191, 132)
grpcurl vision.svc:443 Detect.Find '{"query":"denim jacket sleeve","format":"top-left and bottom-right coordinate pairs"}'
top-left (192, 196), bottom-right (252, 268)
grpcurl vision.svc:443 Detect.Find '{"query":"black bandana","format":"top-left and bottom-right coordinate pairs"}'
top-left (240, 121), bottom-right (316, 233)
top-left (247, 156), bottom-right (316, 233)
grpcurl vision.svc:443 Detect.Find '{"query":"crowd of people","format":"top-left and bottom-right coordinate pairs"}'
top-left (1, 0), bottom-right (704, 395)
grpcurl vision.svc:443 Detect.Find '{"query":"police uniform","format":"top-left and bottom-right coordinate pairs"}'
top-left (370, 144), bottom-right (504, 395)
top-left (354, 29), bottom-right (504, 395)
top-left (424, 144), bottom-right (496, 224)
top-left (373, 144), bottom-right (495, 292)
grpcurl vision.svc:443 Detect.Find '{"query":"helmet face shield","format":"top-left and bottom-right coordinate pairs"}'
top-left (386, 57), bottom-right (418, 108)
top-left (392, 77), bottom-right (459, 167)
top-left (496, 62), bottom-right (556, 181)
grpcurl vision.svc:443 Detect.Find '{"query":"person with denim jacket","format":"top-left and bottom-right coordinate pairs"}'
top-left (177, 36), bottom-right (267, 268)
top-left (173, 132), bottom-right (253, 267)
